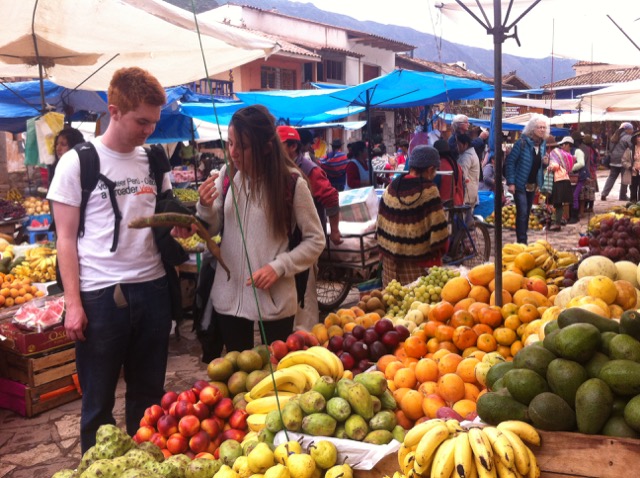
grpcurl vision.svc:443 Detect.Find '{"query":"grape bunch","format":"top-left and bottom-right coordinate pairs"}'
top-left (382, 266), bottom-right (460, 319)
top-left (0, 199), bottom-right (26, 221)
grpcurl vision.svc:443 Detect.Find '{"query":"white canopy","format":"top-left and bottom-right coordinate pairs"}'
top-left (550, 110), bottom-right (640, 125)
top-left (579, 79), bottom-right (640, 113)
top-left (0, 0), bottom-right (279, 90)
top-left (501, 97), bottom-right (581, 111)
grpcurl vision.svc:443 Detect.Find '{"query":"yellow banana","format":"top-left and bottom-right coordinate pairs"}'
top-left (249, 369), bottom-right (307, 399)
top-left (473, 455), bottom-right (497, 478)
top-left (398, 444), bottom-right (412, 470)
top-left (557, 256), bottom-right (578, 267)
top-left (284, 363), bottom-right (321, 390)
top-left (494, 458), bottom-right (517, 478)
top-left (502, 244), bottom-right (526, 254)
top-left (482, 427), bottom-right (515, 470)
top-left (246, 413), bottom-right (267, 432)
top-left (278, 348), bottom-right (333, 378)
top-left (305, 346), bottom-right (344, 379)
top-left (414, 422), bottom-right (450, 468)
top-left (430, 436), bottom-right (457, 478)
top-left (453, 431), bottom-right (473, 478)
top-left (446, 419), bottom-right (464, 435)
top-left (496, 421), bottom-right (540, 447)
top-left (502, 254), bottom-right (517, 263)
top-left (403, 419), bottom-right (445, 448)
top-left (402, 451), bottom-right (416, 475)
top-left (468, 427), bottom-right (493, 473)
top-left (245, 394), bottom-right (293, 415)
top-left (498, 429), bottom-right (530, 476)
top-left (533, 253), bottom-right (549, 267)
top-left (524, 446), bottom-right (540, 478)
top-left (412, 451), bottom-right (433, 476)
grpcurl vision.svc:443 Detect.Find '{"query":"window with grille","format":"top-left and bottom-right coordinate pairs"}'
top-left (324, 59), bottom-right (344, 82)
top-left (261, 66), bottom-right (296, 89)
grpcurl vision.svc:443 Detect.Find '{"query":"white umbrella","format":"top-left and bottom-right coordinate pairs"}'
top-left (0, 0), bottom-right (279, 93)
top-left (579, 79), bottom-right (640, 112)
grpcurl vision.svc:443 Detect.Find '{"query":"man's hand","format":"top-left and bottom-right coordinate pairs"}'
top-left (64, 302), bottom-right (88, 342)
top-left (247, 264), bottom-right (279, 290)
top-left (171, 223), bottom-right (198, 239)
top-left (329, 230), bottom-right (342, 246)
top-left (507, 184), bottom-right (515, 195)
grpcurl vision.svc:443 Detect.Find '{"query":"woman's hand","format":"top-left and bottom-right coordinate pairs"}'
top-left (247, 265), bottom-right (279, 290)
top-left (198, 172), bottom-right (219, 207)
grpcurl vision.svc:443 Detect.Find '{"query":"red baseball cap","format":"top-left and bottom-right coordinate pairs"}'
top-left (277, 125), bottom-right (300, 142)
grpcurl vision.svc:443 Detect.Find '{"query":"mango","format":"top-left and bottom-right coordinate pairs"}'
top-left (345, 414), bottom-right (369, 441)
top-left (345, 382), bottom-right (374, 420)
top-left (354, 372), bottom-right (388, 397)
top-left (282, 401), bottom-right (303, 432)
top-left (326, 397), bottom-right (351, 422)
top-left (301, 413), bottom-right (337, 436)
top-left (363, 430), bottom-right (394, 445)
top-left (368, 410), bottom-right (397, 431)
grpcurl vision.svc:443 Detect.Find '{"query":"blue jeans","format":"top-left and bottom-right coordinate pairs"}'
top-left (76, 276), bottom-right (172, 452)
top-left (514, 188), bottom-right (535, 244)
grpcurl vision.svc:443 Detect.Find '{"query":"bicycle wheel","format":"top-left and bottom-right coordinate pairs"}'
top-left (316, 263), bottom-right (352, 312)
top-left (451, 220), bottom-right (492, 267)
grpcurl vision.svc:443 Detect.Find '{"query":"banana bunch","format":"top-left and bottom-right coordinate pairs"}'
top-left (398, 419), bottom-right (540, 478)
top-left (248, 363), bottom-right (320, 401)
top-left (276, 346), bottom-right (344, 381)
top-left (6, 188), bottom-right (23, 202)
top-left (12, 262), bottom-right (56, 282)
top-left (587, 213), bottom-right (623, 231)
top-left (502, 240), bottom-right (579, 274)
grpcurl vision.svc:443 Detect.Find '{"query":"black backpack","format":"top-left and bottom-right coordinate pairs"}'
top-left (56, 142), bottom-right (189, 323)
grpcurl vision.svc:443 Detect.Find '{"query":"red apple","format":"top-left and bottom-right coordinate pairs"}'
top-left (213, 397), bottom-right (234, 419)
top-left (185, 450), bottom-right (196, 460)
top-left (351, 325), bottom-right (366, 339)
top-left (228, 409), bottom-right (249, 430)
top-left (139, 416), bottom-right (149, 427)
top-left (150, 432), bottom-right (167, 449)
top-left (189, 430), bottom-right (211, 454)
top-left (200, 417), bottom-right (222, 439)
top-left (350, 341), bottom-right (369, 360)
top-left (342, 334), bottom-right (357, 351)
top-left (525, 277), bottom-right (548, 296)
top-left (374, 318), bottom-right (394, 336)
top-left (144, 404), bottom-right (164, 427)
top-left (368, 341), bottom-right (387, 362)
top-left (209, 434), bottom-right (223, 453)
top-left (191, 380), bottom-right (211, 398)
top-left (161, 391), bottom-right (179, 411)
top-left (213, 416), bottom-right (226, 431)
top-left (161, 449), bottom-right (172, 459)
top-left (305, 334), bottom-right (319, 347)
top-left (286, 333), bottom-right (305, 352)
top-left (193, 401), bottom-right (211, 421)
top-left (199, 385), bottom-right (223, 407)
top-left (328, 335), bottom-right (343, 352)
top-left (270, 340), bottom-right (289, 360)
top-left (363, 328), bottom-right (379, 345)
top-left (174, 400), bottom-right (196, 419)
top-left (157, 414), bottom-right (179, 437)
top-left (134, 425), bottom-right (155, 443)
top-left (178, 414), bottom-right (201, 437)
top-left (195, 452), bottom-right (216, 460)
top-left (178, 390), bottom-right (197, 404)
top-left (221, 428), bottom-right (246, 442)
top-left (382, 331), bottom-right (400, 350)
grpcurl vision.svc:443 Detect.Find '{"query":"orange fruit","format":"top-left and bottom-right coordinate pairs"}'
top-left (462, 346), bottom-right (480, 358)
top-left (452, 399), bottom-right (477, 419)
top-left (456, 357), bottom-right (480, 383)
top-left (10, 289), bottom-right (19, 298)
top-left (452, 326), bottom-right (479, 351)
top-left (476, 333), bottom-right (497, 352)
top-left (393, 386), bottom-right (412, 404)
top-left (432, 348), bottom-right (452, 362)
top-left (501, 302), bottom-right (519, 319)
top-left (453, 297), bottom-right (476, 312)
top-left (467, 350), bottom-right (486, 361)
top-left (436, 373), bottom-right (466, 403)
top-left (463, 382), bottom-right (481, 401)
top-left (429, 301), bottom-right (455, 323)
top-left (504, 314), bottom-right (522, 331)
top-left (423, 320), bottom-right (445, 338)
top-left (377, 354), bottom-right (399, 373)
top-left (395, 345), bottom-right (408, 361)
top-left (14, 296), bottom-right (25, 305)
top-left (403, 336), bottom-right (428, 359)
top-left (394, 367), bottom-right (417, 390)
top-left (400, 389), bottom-right (425, 420)
top-left (490, 289), bottom-right (513, 306)
top-left (418, 381), bottom-right (438, 396)
top-left (384, 360), bottom-right (405, 380)
top-left (478, 306), bottom-right (503, 328)
top-left (517, 303), bottom-right (540, 323)
top-left (0, 288), bottom-right (10, 298)
top-left (4, 297), bottom-right (14, 307)
top-left (450, 310), bottom-right (475, 328)
top-left (435, 324), bottom-right (455, 342)
top-left (415, 358), bottom-right (439, 383)
top-left (472, 323), bottom-right (493, 336)
top-left (395, 409), bottom-right (414, 430)
top-left (437, 353), bottom-right (463, 375)
top-left (421, 393), bottom-right (447, 419)
top-left (493, 327), bottom-right (517, 346)
top-left (510, 340), bottom-right (524, 357)
top-left (468, 286), bottom-right (491, 304)
top-left (438, 341), bottom-right (459, 353)
top-left (497, 345), bottom-right (512, 359)
top-left (427, 337), bottom-right (440, 354)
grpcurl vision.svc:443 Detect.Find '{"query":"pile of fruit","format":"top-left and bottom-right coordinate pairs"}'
top-left (0, 273), bottom-right (43, 309)
top-left (486, 204), bottom-right (547, 231)
top-left (584, 215), bottom-right (640, 263)
top-left (396, 419), bottom-right (540, 478)
top-left (173, 188), bottom-right (200, 203)
top-left (0, 199), bottom-right (26, 221)
top-left (5, 188), bottom-right (23, 202)
top-left (476, 305), bottom-right (640, 438)
top-left (175, 233), bottom-right (205, 252)
top-left (22, 196), bottom-right (50, 216)
top-left (501, 240), bottom-right (579, 278)
top-left (10, 246), bottom-right (57, 283)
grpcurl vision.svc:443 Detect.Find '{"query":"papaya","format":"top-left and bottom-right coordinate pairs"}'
top-left (557, 307), bottom-right (619, 333)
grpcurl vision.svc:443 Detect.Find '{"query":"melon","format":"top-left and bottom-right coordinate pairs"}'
top-left (577, 255), bottom-right (617, 280)
top-left (467, 263), bottom-right (495, 286)
top-left (586, 275), bottom-right (618, 305)
top-left (554, 287), bottom-right (573, 308)
top-left (440, 276), bottom-right (471, 304)
top-left (616, 261), bottom-right (639, 288)
top-left (570, 276), bottom-right (594, 298)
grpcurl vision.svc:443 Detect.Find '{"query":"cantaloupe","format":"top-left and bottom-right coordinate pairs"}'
top-left (615, 261), bottom-right (639, 288)
top-left (577, 255), bottom-right (617, 280)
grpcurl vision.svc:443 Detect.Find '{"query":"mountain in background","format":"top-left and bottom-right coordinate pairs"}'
top-left (165, 0), bottom-right (575, 88)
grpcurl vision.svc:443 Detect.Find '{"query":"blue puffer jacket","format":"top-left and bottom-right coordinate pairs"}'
top-left (505, 135), bottom-right (547, 191)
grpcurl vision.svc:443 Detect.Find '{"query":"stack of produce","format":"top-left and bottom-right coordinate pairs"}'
top-left (175, 233), bottom-right (205, 251)
top-left (22, 196), bottom-right (49, 215)
top-left (308, 306), bottom-right (385, 349)
top-left (476, 306), bottom-right (640, 438)
top-left (0, 272), bottom-right (43, 308)
top-left (10, 245), bottom-right (57, 283)
top-left (0, 199), bottom-right (26, 221)
top-left (584, 215), bottom-right (640, 263)
top-left (501, 240), bottom-right (579, 278)
top-left (5, 188), bottom-right (23, 202)
top-left (173, 187), bottom-right (200, 203)
top-left (486, 204), bottom-right (546, 231)
top-left (396, 419), bottom-right (540, 478)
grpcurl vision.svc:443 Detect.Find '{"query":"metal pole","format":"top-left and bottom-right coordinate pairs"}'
top-left (493, 0), bottom-right (504, 306)
top-left (366, 90), bottom-right (374, 185)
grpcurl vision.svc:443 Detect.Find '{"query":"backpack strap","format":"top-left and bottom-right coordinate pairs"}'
top-left (145, 144), bottom-right (172, 197)
top-left (75, 142), bottom-right (122, 252)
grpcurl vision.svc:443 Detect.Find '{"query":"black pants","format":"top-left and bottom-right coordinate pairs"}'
top-left (217, 312), bottom-right (294, 351)
top-left (631, 175), bottom-right (640, 202)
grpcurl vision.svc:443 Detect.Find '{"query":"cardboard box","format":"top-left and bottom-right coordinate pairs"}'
top-left (339, 187), bottom-right (379, 222)
top-left (0, 345), bottom-right (76, 387)
top-left (0, 375), bottom-right (81, 417)
top-left (0, 321), bottom-right (72, 356)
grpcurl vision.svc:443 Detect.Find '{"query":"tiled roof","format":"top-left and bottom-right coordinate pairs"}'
top-left (395, 55), bottom-right (514, 86)
top-left (248, 29), bottom-right (321, 59)
top-left (542, 67), bottom-right (640, 88)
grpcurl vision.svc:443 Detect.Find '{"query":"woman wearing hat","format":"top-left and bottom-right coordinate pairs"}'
top-left (601, 122), bottom-right (635, 201)
top-left (376, 145), bottom-right (449, 287)
top-left (547, 137), bottom-right (576, 231)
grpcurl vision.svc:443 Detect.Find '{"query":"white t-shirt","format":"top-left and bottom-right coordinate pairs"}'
top-left (47, 137), bottom-right (171, 291)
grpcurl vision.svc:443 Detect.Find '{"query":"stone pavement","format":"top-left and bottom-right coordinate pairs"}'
top-left (0, 170), bottom-right (624, 478)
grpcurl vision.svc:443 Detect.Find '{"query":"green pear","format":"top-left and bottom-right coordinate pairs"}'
top-left (264, 463), bottom-right (291, 478)
top-left (286, 453), bottom-right (316, 478)
top-left (248, 442), bottom-right (275, 474)
top-left (308, 440), bottom-right (337, 469)
top-left (274, 440), bottom-right (302, 465)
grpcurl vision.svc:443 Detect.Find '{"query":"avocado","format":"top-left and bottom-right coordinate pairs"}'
top-left (584, 352), bottom-right (610, 379)
top-left (575, 378), bottom-right (614, 434)
top-left (599, 331), bottom-right (618, 356)
top-left (601, 415), bottom-right (640, 439)
top-left (624, 395), bottom-right (640, 432)
top-left (609, 334), bottom-right (640, 362)
top-left (476, 389), bottom-right (529, 425)
top-left (546, 358), bottom-right (588, 409)
top-left (554, 323), bottom-right (601, 363)
top-left (542, 329), bottom-right (562, 356)
top-left (503, 368), bottom-right (550, 406)
top-left (612, 397), bottom-right (629, 417)
top-left (486, 361), bottom-right (514, 390)
top-left (599, 360), bottom-right (640, 396)
top-left (528, 392), bottom-right (576, 431)
top-left (619, 309), bottom-right (640, 341)
top-left (543, 320), bottom-right (559, 336)
top-left (557, 307), bottom-right (620, 333)
top-left (491, 377), bottom-right (507, 393)
top-left (512, 344), bottom-right (557, 377)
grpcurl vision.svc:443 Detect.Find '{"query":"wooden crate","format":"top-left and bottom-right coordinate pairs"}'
top-left (0, 345), bottom-right (76, 387)
top-left (0, 375), bottom-right (81, 417)
top-left (535, 430), bottom-right (640, 478)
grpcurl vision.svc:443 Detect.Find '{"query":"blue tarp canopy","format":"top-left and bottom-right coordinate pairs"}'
top-left (435, 112), bottom-right (570, 136)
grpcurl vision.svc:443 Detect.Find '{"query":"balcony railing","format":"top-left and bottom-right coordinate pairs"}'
top-left (191, 79), bottom-right (234, 98)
